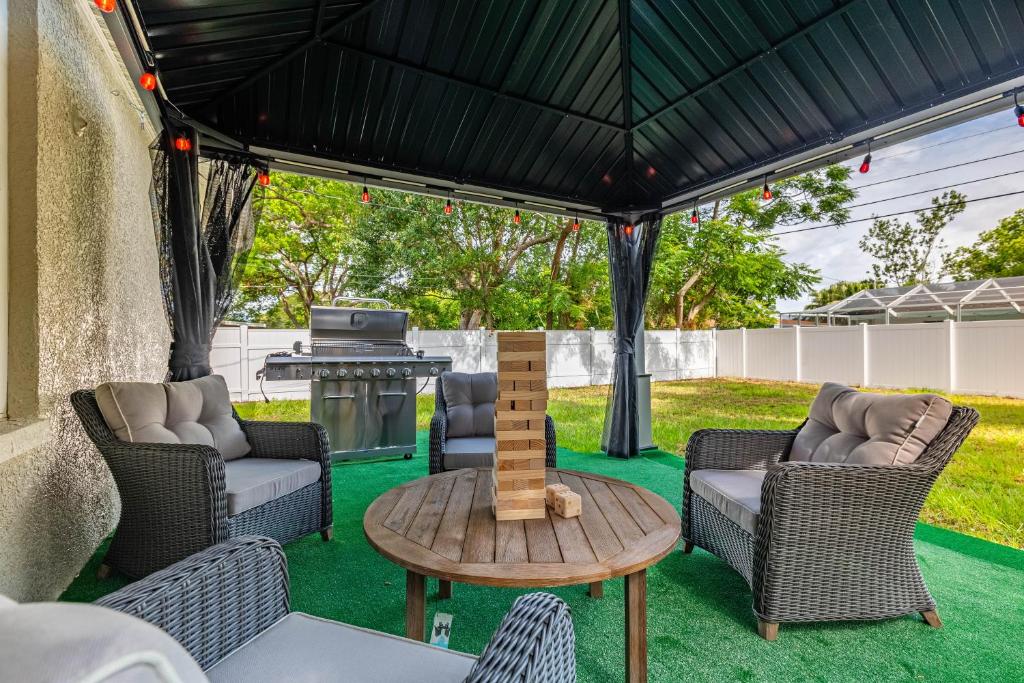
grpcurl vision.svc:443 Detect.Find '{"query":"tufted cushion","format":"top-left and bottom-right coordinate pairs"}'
top-left (96, 375), bottom-right (251, 460)
top-left (441, 372), bottom-right (497, 438)
top-left (790, 383), bottom-right (952, 466)
top-left (0, 598), bottom-right (208, 682)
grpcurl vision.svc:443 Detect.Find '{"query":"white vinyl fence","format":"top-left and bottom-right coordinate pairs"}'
top-left (214, 327), bottom-right (716, 402)
top-left (214, 319), bottom-right (1024, 402)
top-left (717, 319), bottom-right (1024, 398)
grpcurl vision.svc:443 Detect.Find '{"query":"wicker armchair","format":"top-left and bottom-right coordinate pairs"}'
top-left (97, 537), bottom-right (576, 681)
top-left (71, 390), bottom-right (332, 579)
top-left (683, 405), bottom-right (979, 640)
top-left (429, 371), bottom-right (557, 475)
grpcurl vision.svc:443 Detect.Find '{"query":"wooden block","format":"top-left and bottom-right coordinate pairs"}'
top-left (498, 360), bottom-right (529, 372)
top-left (498, 351), bottom-right (546, 362)
top-left (496, 410), bottom-right (545, 421)
top-left (552, 490), bottom-right (582, 518)
top-left (546, 483), bottom-right (570, 507)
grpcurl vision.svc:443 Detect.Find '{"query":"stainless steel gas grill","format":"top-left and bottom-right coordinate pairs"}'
top-left (261, 305), bottom-right (451, 461)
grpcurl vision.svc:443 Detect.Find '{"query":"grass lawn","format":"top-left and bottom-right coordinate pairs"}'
top-left (235, 378), bottom-right (1024, 549)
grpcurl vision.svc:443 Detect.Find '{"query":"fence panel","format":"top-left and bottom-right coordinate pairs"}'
top-left (954, 320), bottom-right (1024, 396)
top-left (745, 328), bottom-right (797, 381)
top-left (716, 330), bottom-right (744, 377)
top-left (800, 326), bottom-right (864, 386)
top-left (867, 323), bottom-right (950, 391)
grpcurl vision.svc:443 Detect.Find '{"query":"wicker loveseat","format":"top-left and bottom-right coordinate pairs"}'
top-left (0, 537), bottom-right (576, 682)
top-left (429, 371), bottom-right (557, 475)
top-left (682, 382), bottom-right (980, 640)
top-left (71, 376), bottom-right (332, 579)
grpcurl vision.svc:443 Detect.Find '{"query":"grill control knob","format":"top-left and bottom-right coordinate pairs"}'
top-left (336, 368), bottom-right (348, 379)
top-left (401, 368), bottom-right (412, 378)
top-left (429, 367), bottom-right (440, 377)
top-left (370, 368), bottom-right (381, 378)
top-left (385, 368), bottom-right (396, 378)
top-left (318, 369), bottom-right (330, 379)
top-left (353, 368), bottom-right (365, 379)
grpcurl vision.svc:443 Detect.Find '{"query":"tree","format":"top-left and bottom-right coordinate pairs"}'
top-left (859, 190), bottom-right (966, 286)
top-left (943, 209), bottom-right (1024, 280)
top-left (649, 165), bottom-right (853, 329)
top-left (806, 279), bottom-right (876, 309)
top-left (229, 174), bottom-right (393, 327)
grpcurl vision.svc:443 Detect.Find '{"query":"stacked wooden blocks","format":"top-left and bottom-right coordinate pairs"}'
top-left (493, 331), bottom-right (548, 521)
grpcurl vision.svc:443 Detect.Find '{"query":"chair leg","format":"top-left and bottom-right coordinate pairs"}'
top-left (757, 620), bottom-right (779, 641)
top-left (96, 563), bottom-right (113, 580)
top-left (320, 526), bottom-right (334, 542)
top-left (683, 541), bottom-right (694, 554)
top-left (921, 610), bottom-right (943, 628)
top-left (439, 580), bottom-right (452, 599)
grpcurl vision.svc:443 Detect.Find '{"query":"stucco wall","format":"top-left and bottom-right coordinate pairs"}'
top-left (0, 0), bottom-right (170, 600)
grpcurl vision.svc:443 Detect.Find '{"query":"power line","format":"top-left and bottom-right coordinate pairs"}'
top-left (771, 189), bottom-right (1024, 237)
top-left (872, 122), bottom-right (1015, 162)
top-left (850, 148), bottom-right (1024, 190)
top-left (841, 168), bottom-right (1024, 211)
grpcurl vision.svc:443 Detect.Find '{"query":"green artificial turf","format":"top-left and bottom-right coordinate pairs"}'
top-left (62, 433), bottom-right (1024, 682)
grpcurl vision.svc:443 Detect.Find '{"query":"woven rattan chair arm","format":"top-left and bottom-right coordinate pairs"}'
top-left (97, 536), bottom-right (290, 670)
top-left (684, 428), bottom-right (800, 473)
top-left (429, 410), bottom-right (447, 474)
top-left (105, 441), bottom-right (228, 518)
top-left (544, 415), bottom-right (557, 468)
top-left (238, 420), bottom-right (329, 462)
top-left (465, 592), bottom-right (576, 683)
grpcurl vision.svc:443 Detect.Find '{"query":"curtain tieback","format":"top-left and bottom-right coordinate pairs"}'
top-left (170, 342), bottom-right (211, 367)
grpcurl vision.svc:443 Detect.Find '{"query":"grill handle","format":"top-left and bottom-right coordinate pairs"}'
top-left (322, 394), bottom-right (357, 400)
top-left (330, 296), bottom-right (393, 309)
top-left (376, 392), bottom-right (408, 398)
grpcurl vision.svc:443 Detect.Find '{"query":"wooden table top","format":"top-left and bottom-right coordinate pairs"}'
top-left (363, 468), bottom-right (681, 587)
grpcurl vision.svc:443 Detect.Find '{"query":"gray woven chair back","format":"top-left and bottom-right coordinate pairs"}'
top-left (897, 405), bottom-right (979, 473)
top-left (465, 592), bottom-right (575, 683)
top-left (71, 390), bottom-right (118, 448)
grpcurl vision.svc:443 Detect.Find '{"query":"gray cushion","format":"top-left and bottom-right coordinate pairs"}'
top-left (441, 372), bottom-right (497, 438)
top-left (689, 469), bottom-right (765, 535)
top-left (206, 612), bottom-right (476, 683)
top-left (223, 458), bottom-right (321, 515)
top-left (0, 598), bottom-right (207, 682)
top-left (444, 437), bottom-right (496, 470)
top-left (96, 375), bottom-right (251, 460)
top-left (791, 382), bottom-right (953, 466)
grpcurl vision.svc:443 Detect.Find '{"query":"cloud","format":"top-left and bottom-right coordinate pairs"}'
top-left (775, 111), bottom-right (1024, 313)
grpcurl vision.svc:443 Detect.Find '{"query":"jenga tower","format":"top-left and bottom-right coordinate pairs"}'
top-left (493, 331), bottom-right (548, 521)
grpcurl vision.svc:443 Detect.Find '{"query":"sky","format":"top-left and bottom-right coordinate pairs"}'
top-left (773, 110), bottom-right (1024, 312)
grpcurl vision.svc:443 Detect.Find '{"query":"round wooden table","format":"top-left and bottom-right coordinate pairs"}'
top-left (363, 467), bottom-right (680, 683)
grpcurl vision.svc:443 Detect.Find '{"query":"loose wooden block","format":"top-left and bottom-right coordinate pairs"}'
top-left (545, 483), bottom-right (570, 507)
top-left (552, 490), bottom-right (582, 518)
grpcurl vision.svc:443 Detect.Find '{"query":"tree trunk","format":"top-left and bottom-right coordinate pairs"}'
top-left (546, 221), bottom-right (575, 329)
top-left (674, 270), bottom-right (702, 328)
top-left (461, 309), bottom-right (483, 330)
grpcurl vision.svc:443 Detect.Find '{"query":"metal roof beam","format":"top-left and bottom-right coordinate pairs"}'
top-left (617, 0), bottom-right (636, 201)
top-left (203, 0), bottom-right (385, 111)
top-left (320, 41), bottom-right (625, 133)
top-left (631, 0), bottom-right (864, 132)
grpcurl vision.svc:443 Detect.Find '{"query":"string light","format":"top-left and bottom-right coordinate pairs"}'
top-left (761, 176), bottom-right (773, 201)
top-left (139, 73), bottom-right (157, 91)
top-left (690, 200), bottom-right (699, 224)
top-left (1015, 92), bottom-right (1024, 127)
top-left (572, 213), bottom-right (580, 232)
top-left (624, 224), bottom-right (634, 236)
top-left (174, 135), bottom-right (192, 152)
top-left (94, 0), bottom-right (116, 13)
top-left (257, 170), bottom-right (271, 187)
top-left (444, 194), bottom-right (453, 215)
top-left (360, 182), bottom-right (371, 204)
top-left (513, 207), bottom-right (521, 224)
top-left (859, 141), bottom-right (872, 174)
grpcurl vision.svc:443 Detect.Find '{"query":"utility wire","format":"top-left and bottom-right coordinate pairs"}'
top-left (872, 122), bottom-right (1015, 161)
top-left (771, 189), bottom-right (1024, 237)
top-left (841, 168), bottom-right (1024, 211)
top-left (850, 148), bottom-right (1024, 190)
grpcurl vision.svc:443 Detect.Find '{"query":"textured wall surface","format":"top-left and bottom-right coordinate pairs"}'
top-left (0, 0), bottom-right (170, 600)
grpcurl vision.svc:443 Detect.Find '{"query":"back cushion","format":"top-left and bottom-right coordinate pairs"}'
top-left (96, 375), bottom-right (251, 460)
top-left (442, 372), bottom-right (498, 438)
top-left (790, 382), bottom-right (952, 466)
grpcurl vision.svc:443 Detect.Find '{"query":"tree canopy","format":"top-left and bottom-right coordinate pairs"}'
top-left (806, 279), bottom-right (877, 309)
top-left (230, 168), bottom-right (852, 330)
top-left (944, 208), bottom-right (1024, 280)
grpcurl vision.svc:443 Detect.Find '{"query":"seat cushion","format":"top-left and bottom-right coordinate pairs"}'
top-left (441, 372), bottom-right (497, 438)
top-left (689, 469), bottom-right (765, 535)
top-left (223, 458), bottom-right (321, 516)
top-left (96, 375), bottom-right (251, 460)
top-left (443, 437), bottom-right (496, 469)
top-left (791, 382), bottom-right (953, 466)
top-left (0, 599), bottom-right (208, 682)
top-left (206, 612), bottom-right (476, 682)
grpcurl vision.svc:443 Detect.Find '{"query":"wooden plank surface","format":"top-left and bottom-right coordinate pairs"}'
top-left (524, 516), bottom-right (563, 563)
top-left (406, 475), bottom-right (457, 548)
top-left (431, 470), bottom-right (477, 561)
top-left (383, 481), bottom-right (430, 534)
top-left (583, 478), bottom-right (644, 546)
top-left (558, 471), bottom-right (624, 562)
top-left (462, 470), bottom-right (495, 563)
top-left (495, 520), bottom-right (529, 563)
top-left (610, 485), bottom-right (664, 534)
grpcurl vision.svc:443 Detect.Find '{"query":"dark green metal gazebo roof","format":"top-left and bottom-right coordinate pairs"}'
top-left (114, 0), bottom-right (1024, 217)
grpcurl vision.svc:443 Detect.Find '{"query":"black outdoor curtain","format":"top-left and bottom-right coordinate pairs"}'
top-left (151, 126), bottom-right (260, 381)
top-left (603, 213), bottom-right (663, 458)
